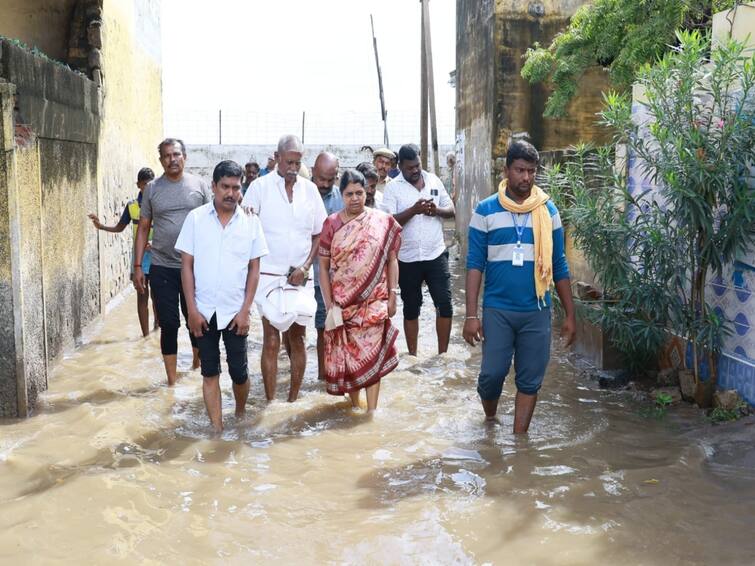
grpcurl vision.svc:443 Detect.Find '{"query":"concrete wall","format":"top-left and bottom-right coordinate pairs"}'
top-left (1, 40), bottom-right (102, 369)
top-left (0, 80), bottom-right (48, 417)
top-left (0, 1), bottom-right (163, 417)
top-left (184, 144), bottom-right (455, 183)
top-left (95, 0), bottom-right (163, 305)
top-left (455, 0), bottom-right (496, 237)
top-left (0, 0), bottom-right (79, 62)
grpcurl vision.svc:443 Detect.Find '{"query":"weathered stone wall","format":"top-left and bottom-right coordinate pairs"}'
top-left (455, 0), bottom-right (612, 251)
top-left (1, 40), bottom-right (102, 367)
top-left (0, 81), bottom-right (48, 417)
top-left (455, 0), bottom-right (496, 238)
top-left (0, 0), bottom-right (79, 62)
top-left (95, 0), bottom-right (163, 306)
top-left (492, 1), bottom-right (610, 164)
top-left (0, 0), bottom-right (163, 417)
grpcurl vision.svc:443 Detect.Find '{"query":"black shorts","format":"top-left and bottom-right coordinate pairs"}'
top-left (195, 314), bottom-right (249, 384)
top-left (150, 264), bottom-right (198, 355)
top-left (398, 250), bottom-right (453, 320)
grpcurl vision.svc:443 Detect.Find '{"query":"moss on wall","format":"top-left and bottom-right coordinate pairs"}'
top-left (0, 0), bottom-right (163, 416)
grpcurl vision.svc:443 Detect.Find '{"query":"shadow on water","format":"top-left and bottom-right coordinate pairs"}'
top-left (8, 427), bottom-right (201, 501)
top-left (33, 385), bottom-right (164, 415)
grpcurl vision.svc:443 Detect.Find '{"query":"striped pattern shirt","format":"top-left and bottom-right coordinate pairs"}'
top-left (466, 194), bottom-right (570, 311)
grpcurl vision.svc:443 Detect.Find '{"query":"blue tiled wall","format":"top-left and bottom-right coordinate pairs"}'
top-left (628, 101), bottom-right (755, 406)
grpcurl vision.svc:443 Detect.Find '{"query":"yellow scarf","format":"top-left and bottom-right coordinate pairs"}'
top-left (497, 180), bottom-right (553, 306)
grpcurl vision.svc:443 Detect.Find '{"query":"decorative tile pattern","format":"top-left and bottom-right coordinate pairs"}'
top-left (630, 98), bottom-right (755, 405)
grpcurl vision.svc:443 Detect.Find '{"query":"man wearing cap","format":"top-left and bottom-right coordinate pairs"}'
top-left (373, 148), bottom-right (395, 193)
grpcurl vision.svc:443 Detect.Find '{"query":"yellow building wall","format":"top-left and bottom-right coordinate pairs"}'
top-left (0, 0), bottom-right (78, 61)
top-left (96, 0), bottom-right (163, 306)
top-left (713, 2), bottom-right (755, 46)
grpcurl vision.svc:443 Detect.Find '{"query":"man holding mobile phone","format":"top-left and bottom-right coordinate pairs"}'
top-left (380, 144), bottom-right (455, 356)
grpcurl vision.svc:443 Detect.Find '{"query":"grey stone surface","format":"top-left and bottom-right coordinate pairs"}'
top-left (679, 369), bottom-right (697, 402)
top-left (657, 368), bottom-right (679, 387)
top-left (713, 390), bottom-right (743, 412)
top-left (0, 40), bottom-right (101, 143)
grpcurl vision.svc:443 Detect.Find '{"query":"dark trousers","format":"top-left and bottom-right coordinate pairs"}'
top-left (477, 308), bottom-right (551, 398)
top-left (150, 264), bottom-right (198, 355)
top-left (196, 314), bottom-right (249, 384)
top-left (398, 250), bottom-right (453, 320)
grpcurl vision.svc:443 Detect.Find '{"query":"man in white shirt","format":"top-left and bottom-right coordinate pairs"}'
top-left (381, 144), bottom-right (455, 356)
top-left (176, 160), bottom-right (268, 432)
top-left (241, 135), bottom-right (327, 402)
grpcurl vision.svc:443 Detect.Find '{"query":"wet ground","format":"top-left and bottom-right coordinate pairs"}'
top-left (1, 253), bottom-right (755, 564)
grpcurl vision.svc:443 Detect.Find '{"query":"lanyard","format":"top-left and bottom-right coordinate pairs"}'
top-left (510, 212), bottom-right (528, 245)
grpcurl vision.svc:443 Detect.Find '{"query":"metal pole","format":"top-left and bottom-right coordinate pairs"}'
top-left (301, 111), bottom-right (306, 144)
top-left (371, 15), bottom-right (389, 147)
top-left (218, 109), bottom-right (222, 145)
top-left (423, 0), bottom-right (440, 174)
top-left (420, 0), bottom-right (428, 170)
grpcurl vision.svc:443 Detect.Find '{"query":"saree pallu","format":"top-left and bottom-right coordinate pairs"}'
top-left (320, 209), bottom-right (401, 394)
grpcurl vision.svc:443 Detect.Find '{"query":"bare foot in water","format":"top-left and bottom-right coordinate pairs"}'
top-left (348, 391), bottom-right (360, 409)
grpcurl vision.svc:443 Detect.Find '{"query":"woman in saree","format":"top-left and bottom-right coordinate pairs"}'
top-left (318, 170), bottom-right (402, 411)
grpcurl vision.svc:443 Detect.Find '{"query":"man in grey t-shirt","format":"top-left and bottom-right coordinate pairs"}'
top-left (135, 138), bottom-right (212, 385)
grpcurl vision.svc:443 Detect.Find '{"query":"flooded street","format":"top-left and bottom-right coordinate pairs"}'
top-left (1, 257), bottom-right (754, 565)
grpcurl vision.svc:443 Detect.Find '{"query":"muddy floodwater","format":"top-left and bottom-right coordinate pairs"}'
top-left (2, 260), bottom-right (754, 565)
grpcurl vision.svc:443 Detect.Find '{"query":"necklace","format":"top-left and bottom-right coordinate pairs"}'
top-left (342, 209), bottom-right (362, 222)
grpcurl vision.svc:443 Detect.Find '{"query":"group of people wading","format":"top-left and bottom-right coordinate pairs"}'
top-left (90, 135), bottom-right (576, 434)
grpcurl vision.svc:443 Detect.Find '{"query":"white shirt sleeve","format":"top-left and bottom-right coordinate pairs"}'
top-left (174, 210), bottom-right (195, 256)
top-left (248, 216), bottom-right (269, 260)
top-left (241, 178), bottom-right (262, 212)
top-left (312, 185), bottom-right (327, 236)
top-left (380, 183), bottom-right (398, 214)
top-left (436, 176), bottom-right (453, 208)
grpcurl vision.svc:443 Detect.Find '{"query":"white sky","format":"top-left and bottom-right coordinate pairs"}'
top-left (161, 0), bottom-right (456, 145)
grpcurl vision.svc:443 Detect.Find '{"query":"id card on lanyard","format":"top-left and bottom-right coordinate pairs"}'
top-left (511, 212), bottom-right (528, 267)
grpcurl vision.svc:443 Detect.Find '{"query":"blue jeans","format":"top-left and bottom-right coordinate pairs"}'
top-left (477, 307), bottom-right (551, 399)
top-left (314, 285), bottom-right (326, 330)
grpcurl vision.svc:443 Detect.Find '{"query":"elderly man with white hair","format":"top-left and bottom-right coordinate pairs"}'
top-left (241, 135), bottom-right (327, 402)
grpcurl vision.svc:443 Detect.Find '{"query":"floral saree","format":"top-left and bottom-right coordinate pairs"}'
top-left (319, 208), bottom-right (402, 394)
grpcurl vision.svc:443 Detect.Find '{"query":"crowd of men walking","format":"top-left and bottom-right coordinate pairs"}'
top-left (90, 135), bottom-right (575, 434)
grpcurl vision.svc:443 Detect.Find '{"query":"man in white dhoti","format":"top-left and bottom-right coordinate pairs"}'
top-left (241, 135), bottom-right (327, 402)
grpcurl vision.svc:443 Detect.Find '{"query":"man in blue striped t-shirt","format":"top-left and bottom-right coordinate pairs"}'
top-left (463, 141), bottom-right (576, 433)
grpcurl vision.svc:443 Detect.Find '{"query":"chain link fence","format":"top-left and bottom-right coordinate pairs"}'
top-left (164, 108), bottom-right (455, 147)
